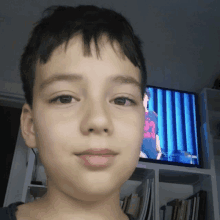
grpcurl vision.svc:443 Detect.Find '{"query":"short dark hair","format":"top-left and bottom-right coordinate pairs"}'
top-left (145, 88), bottom-right (151, 100)
top-left (19, 5), bottom-right (147, 109)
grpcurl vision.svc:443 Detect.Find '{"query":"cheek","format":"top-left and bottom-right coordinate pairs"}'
top-left (127, 125), bottom-right (145, 155)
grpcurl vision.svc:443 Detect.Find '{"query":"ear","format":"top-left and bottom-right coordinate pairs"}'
top-left (20, 103), bottom-right (37, 149)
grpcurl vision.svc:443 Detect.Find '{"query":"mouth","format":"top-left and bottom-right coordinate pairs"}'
top-left (75, 148), bottom-right (118, 156)
top-left (75, 154), bottom-right (117, 168)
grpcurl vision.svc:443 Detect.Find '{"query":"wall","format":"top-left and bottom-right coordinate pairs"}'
top-left (0, 0), bottom-right (220, 96)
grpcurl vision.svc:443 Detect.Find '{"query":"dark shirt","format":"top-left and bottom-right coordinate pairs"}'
top-left (0, 202), bottom-right (136, 220)
top-left (0, 202), bottom-right (24, 220)
top-left (141, 111), bottom-right (159, 159)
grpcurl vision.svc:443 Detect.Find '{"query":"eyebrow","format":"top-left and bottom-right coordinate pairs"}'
top-left (39, 73), bottom-right (141, 92)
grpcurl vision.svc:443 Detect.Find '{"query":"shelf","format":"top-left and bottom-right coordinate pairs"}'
top-left (208, 111), bottom-right (220, 139)
top-left (28, 185), bottom-right (47, 197)
top-left (129, 167), bottom-right (154, 182)
top-left (159, 169), bottom-right (209, 185)
top-left (206, 88), bottom-right (220, 100)
top-left (28, 184), bottom-right (46, 188)
top-left (137, 161), bottom-right (210, 175)
top-left (25, 186), bottom-right (47, 203)
top-left (159, 170), bottom-right (215, 220)
top-left (213, 138), bottom-right (220, 156)
top-left (206, 89), bottom-right (220, 112)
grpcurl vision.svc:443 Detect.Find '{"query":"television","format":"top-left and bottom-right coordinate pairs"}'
top-left (139, 85), bottom-right (202, 168)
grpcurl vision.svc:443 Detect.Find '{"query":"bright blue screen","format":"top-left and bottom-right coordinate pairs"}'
top-left (140, 87), bottom-right (199, 166)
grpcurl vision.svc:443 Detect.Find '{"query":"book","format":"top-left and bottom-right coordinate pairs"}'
top-left (125, 194), bottom-right (133, 213)
top-left (159, 190), bottom-right (207, 220)
top-left (166, 199), bottom-right (181, 220)
top-left (122, 196), bottom-right (129, 212)
top-left (125, 193), bottom-right (140, 217)
top-left (176, 200), bottom-right (183, 220)
top-left (159, 209), bottom-right (164, 220)
top-left (194, 193), bottom-right (200, 220)
top-left (146, 179), bottom-right (154, 220)
top-left (185, 191), bottom-right (204, 220)
top-left (164, 206), bottom-right (173, 220)
top-left (160, 205), bottom-right (166, 220)
top-left (179, 200), bottom-right (187, 220)
top-left (120, 200), bottom-right (123, 208)
top-left (143, 180), bottom-right (151, 220)
top-left (172, 206), bottom-right (178, 220)
top-left (188, 198), bottom-right (194, 220)
top-left (134, 197), bottom-right (141, 218)
top-left (136, 196), bottom-right (144, 219)
top-left (186, 190), bottom-right (207, 220)
top-left (152, 179), bottom-right (155, 220)
top-left (144, 181), bottom-right (152, 220)
top-left (191, 197), bottom-right (197, 220)
top-left (135, 178), bottom-right (150, 220)
top-left (183, 200), bottom-right (188, 220)
top-left (197, 190), bottom-right (207, 220)
top-left (186, 199), bottom-right (192, 220)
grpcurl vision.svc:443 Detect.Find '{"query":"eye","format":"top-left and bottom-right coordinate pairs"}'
top-left (49, 95), bottom-right (136, 106)
top-left (113, 96), bottom-right (136, 106)
top-left (49, 95), bottom-right (76, 104)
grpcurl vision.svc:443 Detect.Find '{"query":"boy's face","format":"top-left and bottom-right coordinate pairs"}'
top-left (21, 34), bottom-right (145, 202)
top-left (143, 93), bottom-right (149, 109)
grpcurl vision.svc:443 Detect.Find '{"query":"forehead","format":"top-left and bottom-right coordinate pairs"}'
top-left (51, 34), bottom-right (133, 68)
top-left (35, 34), bottom-right (141, 91)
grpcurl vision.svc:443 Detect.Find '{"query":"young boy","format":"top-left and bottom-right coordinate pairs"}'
top-left (1, 4), bottom-right (147, 220)
top-left (140, 90), bottom-right (162, 160)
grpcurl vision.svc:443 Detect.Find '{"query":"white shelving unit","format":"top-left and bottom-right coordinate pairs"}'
top-left (3, 88), bottom-right (220, 220)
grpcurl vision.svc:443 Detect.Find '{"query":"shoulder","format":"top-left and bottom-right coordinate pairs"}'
top-left (16, 202), bottom-right (37, 220)
top-left (152, 111), bottom-right (158, 117)
top-left (126, 213), bottom-right (136, 220)
top-left (0, 202), bottom-right (25, 220)
top-left (148, 110), bottom-right (158, 118)
top-left (0, 206), bottom-right (9, 219)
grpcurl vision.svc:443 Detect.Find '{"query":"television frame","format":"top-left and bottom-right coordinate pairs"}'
top-left (139, 85), bottom-right (203, 169)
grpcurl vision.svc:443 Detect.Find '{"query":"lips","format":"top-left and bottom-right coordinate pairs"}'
top-left (75, 148), bottom-right (118, 156)
top-left (75, 148), bottom-right (118, 168)
top-left (76, 154), bottom-right (117, 167)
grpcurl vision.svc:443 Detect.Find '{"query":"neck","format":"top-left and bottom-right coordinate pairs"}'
top-left (30, 187), bottom-right (128, 220)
